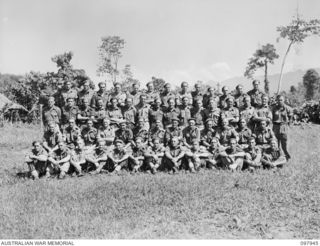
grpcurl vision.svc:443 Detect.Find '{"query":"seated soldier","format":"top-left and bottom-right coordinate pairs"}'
top-left (114, 120), bottom-right (134, 150)
top-left (203, 98), bottom-right (220, 129)
top-left (107, 139), bottom-right (130, 174)
top-left (107, 97), bottom-right (123, 127)
top-left (86, 139), bottom-right (108, 174)
top-left (25, 141), bottom-right (48, 180)
top-left (42, 122), bottom-right (62, 154)
top-left (253, 94), bottom-right (272, 130)
top-left (182, 118), bottom-right (200, 149)
top-left (239, 95), bottom-right (256, 130)
top-left (200, 119), bottom-right (216, 149)
top-left (206, 137), bottom-right (223, 169)
top-left (81, 119), bottom-right (98, 147)
top-left (236, 118), bottom-right (252, 149)
top-left (132, 118), bottom-right (149, 144)
top-left (254, 119), bottom-right (276, 150)
top-left (148, 118), bottom-right (165, 146)
top-left (62, 118), bottom-right (81, 149)
top-left (70, 138), bottom-right (87, 177)
top-left (128, 137), bottom-right (148, 173)
top-left (163, 97), bottom-right (180, 129)
top-left (215, 118), bottom-right (239, 147)
top-left (220, 97), bottom-right (239, 128)
top-left (144, 137), bottom-right (165, 174)
top-left (77, 97), bottom-right (95, 129)
top-left (163, 137), bottom-right (185, 173)
top-left (47, 141), bottom-right (71, 179)
top-left (243, 137), bottom-right (262, 171)
top-left (164, 116), bottom-right (183, 146)
top-left (219, 138), bottom-right (245, 171)
top-left (97, 118), bottom-right (115, 148)
top-left (93, 98), bottom-right (107, 129)
top-left (261, 139), bottom-right (287, 169)
top-left (184, 140), bottom-right (210, 173)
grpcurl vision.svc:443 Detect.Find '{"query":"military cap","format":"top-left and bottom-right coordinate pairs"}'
top-left (114, 139), bottom-right (124, 144)
top-left (188, 118), bottom-right (196, 122)
top-left (171, 116), bottom-right (180, 122)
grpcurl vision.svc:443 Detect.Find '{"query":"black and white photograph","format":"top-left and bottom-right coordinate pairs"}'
top-left (0, 0), bottom-right (320, 241)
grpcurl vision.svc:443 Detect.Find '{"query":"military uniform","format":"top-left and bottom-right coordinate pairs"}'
top-left (178, 105), bottom-right (192, 127)
top-left (200, 128), bottom-right (216, 147)
top-left (243, 145), bottom-right (262, 169)
top-left (236, 127), bottom-right (252, 148)
top-left (220, 146), bottom-right (245, 170)
top-left (203, 108), bottom-right (221, 128)
top-left (25, 147), bottom-right (48, 176)
top-left (132, 126), bottom-right (149, 143)
top-left (202, 95), bottom-right (217, 109)
top-left (63, 126), bottom-right (81, 148)
top-left (145, 91), bottom-right (160, 105)
top-left (135, 103), bottom-right (150, 130)
top-left (90, 91), bottom-right (108, 109)
top-left (148, 127), bottom-right (165, 144)
top-left (43, 130), bottom-right (62, 149)
top-left (77, 89), bottom-right (94, 106)
top-left (164, 126), bottom-right (183, 146)
top-left (215, 126), bottom-right (238, 146)
top-left (115, 128), bottom-right (133, 144)
top-left (148, 106), bottom-right (164, 129)
top-left (182, 126), bottom-right (200, 146)
top-left (107, 92), bottom-right (127, 107)
top-left (160, 91), bottom-right (176, 107)
top-left (218, 94), bottom-right (229, 109)
top-left (190, 107), bottom-right (205, 128)
top-left (122, 105), bottom-right (137, 130)
top-left (234, 93), bottom-right (247, 109)
top-left (176, 92), bottom-right (193, 106)
top-left (254, 127), bottom-right (276, 149)
top-left (61, 105), bottom-right (79, 126)
top-left (261, 146), bottom-right (286, 168)
top-left (239, 106), bottom-right (255, 130)
top-left (220, 107), bottom-right (239, 128)
top-left (48, 148), bottom-right (71, 174)
top-left (93, 107), bottom-right (107, 128)
top-left (253, 105), bottom-right (273, 129)
top-left (43, 106), bottom-right (61, 128)
top-left (77, 106), bottom-right (95, 127)
top-left (247, 89), bottom-right (264, 108)
top-left (163, 107), bottom-right (180, 128)
top-left (81, 127), bottom-right (98, 146)
top-left (58, 89), bottom-right (78, 107)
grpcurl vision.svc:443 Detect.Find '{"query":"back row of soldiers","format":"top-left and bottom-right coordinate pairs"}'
top-left (25, 79), bottom-right (292, 179)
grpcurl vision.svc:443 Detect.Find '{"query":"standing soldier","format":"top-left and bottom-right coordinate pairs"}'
top-left (42, 96), bottom-right (61, 129)
top-left (61, 98), bottom-right (79, 129)
top-left (191, 83), bottom-right (203, 107)
top-left (247, 80), bottom-right (264, 108)
top-left (107, 82), bottom-right (126, 108)
top-left (135, 94), bottom-right (151, 130)
top-left (145, 81), bottom-right (160, 105)
top-left (77, 98), bottom-right (95, 129)
top-left (77, 80), bottom-right (94, 106)
top-left (239, 96), bottom-right (256, 130)
top-left (122, 97), bottom-right (137, 130)
top-left (220, 97), bottom-right (239, 128)
top-left (163, 98), bottom-right (180, 129)
top-left (90, 82), bottom-right (108, 109)
top-left (203, 98), bottom-right (221, 129)
top-left (160, 83), bottom-right (175, 108)
top-left (253, 94), bottom-right (273, 130)
top-left (148, 98), bottom-right (164, 130)
top-left (25, 141), bottom-right (48, 180)
top-left (164, 116), bottom-right (183, 146)
top-left (176, 81), bottom-right (193, 106)
top-left (272, 95), bottom-right (292, 160)
top-left (218, 86), bottom-right (230, 109)
top-left (234, 84), bottom-right (247, 109)
top-left (127, 82), bottom-right (141, 107)
top-left (56, 80), bottom-right (78, 108)
top-left (236, 118), bottom-right (252, 149)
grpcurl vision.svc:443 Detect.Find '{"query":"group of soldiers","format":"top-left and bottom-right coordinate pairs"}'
top-left (25, 79), bottom-right (292, 179)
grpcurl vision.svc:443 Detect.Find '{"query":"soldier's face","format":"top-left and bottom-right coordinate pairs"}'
top-left (49, 125), bottom-right (55, 132)
top-left (171, 138), bottom-right (179, 147)
top-left (140, 96), bottom-right (146, 104)
top-left (99, 84), bottom-right (106, 91)
top-left (196, 100), bottom-right (202, 108)
top-left (66, 82), bottom-right (71, 90)
top-left (165, 85), bottom-right (171, 92)
top-left (103, 120), bottom-right (109, 128)
top-left (67, 99), bottom-right (74, 107)
top-left (115, 85), bottom-right (121, 93)
top-left (237, 86), bottom-right (243, 94)
top-left (97, 100), bottom-right (103, 108)
top-left (154, 140), bottom-right (160, 148)
top-left (192, 142), bottom-right (199, 151)
top-left (206, 121), bottom-right (213, 129)
top-left (115, 142), bottom-right (123, 151)
top-left (223, 88), bottom-right (228, 95)
top-left (244, 98), bottom-right (251, 106)
top-left (133, 84), bottom-right (139, 92)
top-left (222, 119), bottom-right (228, 127)
top-left (227, 99), bottom-right (233, 107)
top-left (156, 120), bottom-right (161, 128)
top-left (211, 140), bottom-right (218, 149)
top-left (83, 99), bottom-right (89, 107)
top-left (253, 82), bottom-right (259, 90)
top-left (181, 84), bottom-right (188, 92)
top-left (195, 85), bottom-right (200, 92)
top-left (271, 141), bottom-right (277, 149)
top-left (48, 98), bottom-right (55, 107)
top-left (87, 121), bottom-right (93, 128)
top-left (262, 97), bottom-right (268, 105)
top-left (260, 121), bottom-right (267, 129)
top-left (230, 140), bottom-right (237, 150)
top-left (209, 100), bottom-right (216, 109)
top-left (168, 100), bottom-right (175, 108)
top-left (126, 99), bottom-right (133, 107)
top-left (172, 120), bottom-right (179, 127)
top-left (77, 140), bottom-right (84, 150)
top-left (120, 123), bottom-right (126, 130)
top-left (189, 120), bottom-right (195, 127)
top-left (98, 141), bottom-right (105, 149)
top-left (249, 139), bottom-right (255, 148)
top-left (83, 82), bottom-right (90, 91)
top-left (136, 139), bottom-right (142, 148)
top-left (277, 97), bottom-right (284, 106)
top-left (69, 120), bottom-right (75, 127)
top-left (34, 143), bottom-right (41, 152)
top-left (208, 88), bottom-right (214, 95)
top-left (58, 142), bottom-right (65, 150)
top-left (111, 99), bottom-right (118, 107)
top-left (182, 98), bottom-right (189, 106)
top-left (240, 120), bottom-right (246, 128)
top-left (155, 99), bottom-right (161, 107)
top-left (147, 84), bottom-right (154, 91)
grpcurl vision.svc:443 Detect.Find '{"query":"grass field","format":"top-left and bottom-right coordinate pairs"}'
top-left (0, 123), bottom-right (319, 239)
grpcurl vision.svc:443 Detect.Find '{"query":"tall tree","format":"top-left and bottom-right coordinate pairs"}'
top-left (303, 69), bottom-right (320, 100)
top-left (244, 43), bottom-right (279, 95)
top-left (97, 36), bottom-right (125, 83)
top-left (276, 14), bottom-right (320, 93)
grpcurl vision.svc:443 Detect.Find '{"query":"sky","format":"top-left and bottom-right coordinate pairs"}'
top-left (0, 0), bottom-right (320, 88)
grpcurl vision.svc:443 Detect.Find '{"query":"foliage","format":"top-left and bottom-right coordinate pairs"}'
top-left (151, 76), bottom-right (166, 93)
top-left (97, 36), bottom-right (125, 83)
top-left (276, 14), bottom-right (320, 93)
top-left (244, 44), bottom-right (279, 94)
top-left (302, 69), bottom-right (320, 100)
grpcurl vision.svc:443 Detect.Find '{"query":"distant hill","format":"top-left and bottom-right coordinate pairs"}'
top-left (220, 68), bottom-right (320, 93)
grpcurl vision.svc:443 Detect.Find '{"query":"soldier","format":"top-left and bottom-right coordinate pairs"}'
top-left (254, 119), bottom-right (276, 150)
top-left (97, 118), bottom-right (115, 148)
top-left (106, 98), bottom-right (123, 127)
top-left (127, 82), bottom-right (141, 107)
top-left (135, 94), bottom-right (151, 130)
top-left (62, 118), bottom-right (81, 149)
top-left (122, 97), bottom-right (137, 130)
top-left (107, 139), bottom-right (130, 173)
top-left (164, 116), bottom-right (183, 146)
top-left (239, 95), bottom-right (255, 130)
top-left (190, 98), bottom-right (205, 129)
top-left (191, 83), bottom-right (203, 107)
top-left (163, 97), bottom-right (180, 128)
top-left (144, 137), bottom-right (165, 174)
top-left (203, 98), bottom-right (221, 128)
top-left (272, 95), bottom-right (292, 160)
top-left (176, 81), bottom-right (193, 106)
top-left (178, 96), bottom-right (192, 127)
top-left (56, 80), bottom-right (78, 108)
top-left (261, 139), bottom-right (287, 168)
top-left (132, 118), bottom-right (149, 144)
top-left (207, 138), bottom-right (223, 169)
top-left (215, 118), bottom-right (239, 147)
top-left (200, 119), bottom-right (216, 149)
top-left (47, 141), bottom-right (71, 179)
top-left (77, 80), bottom-right (94, 106)
top-left (81, 119), bottom-right (98, 147)
top-left (42, 96), bottom-right (61, 129)
top-left (107, 82), bottom-right (126, 108)
top-left (220, 97), bottom-right (239, 128)
top-left (145, 81), bottom-right (160, 105)
top-left (114, 120), bottom-right (134, 149)
top-left (25, 141), bottom-right (48, 179)
top-left (203, 87), bottom-right (217, 109)
top-left (93, 98), bottom-right (107, 128)
top-left (253, 94), bottom-right (273, 130)
top-left (184, 140), bottom-right (210, 172)
top-left (218, 86), bottom-right (230, 109)
top-left (247, 80), bottom-right (264, 108)
top-left (61, 97), bottom-right (79, 128)
top-left (234, 84), bottom-right (247, 109)
top-left (219, 138), bottom-right (245, 171)
top-left (182, 118), bottom-right (200, 149)
top-left (148, 118), bottom-right (165, 146)
top-left (164, 137), bottom-right (185, 173)
top-left (148, 97), bottom-right (164, 130)
top-left (243, 137), bottom-right (262, 171)
top-left (129, 137), bottom-right (148, 173)
top-left (42, 122), bottom-right (62, 153)
top-left (70, 138), bottom-right (87, 177)
top-left (77, 97), bottom-right (95, 129)
top-left (160, 83), bottom-right (175, 108)
top-left (90, 82), bottom-right (108, 109)
top-left (86, 139), bottom-right (108, 174)
top-left (236, 118), bottom-right (252, 149)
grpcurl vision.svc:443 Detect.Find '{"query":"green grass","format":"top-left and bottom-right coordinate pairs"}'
top-left (0, 124), bottom-right (319, 239)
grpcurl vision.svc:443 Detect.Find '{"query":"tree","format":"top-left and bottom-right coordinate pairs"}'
top-left (97, 36), bottom-right (125, 83)
top-left (244, 43), bottom-right (279, 95)
top-left (151, 77), bottom-right (166, 93)
top-left (276, 14), bottom-right (320, 93)
top-left (303, 69), bottom-right (320, 100)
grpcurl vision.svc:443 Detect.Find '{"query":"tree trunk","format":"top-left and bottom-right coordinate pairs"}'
top-left (264, 59), bottom-right (269, 95)
top-left (277, 41), bottom-right (293, 94)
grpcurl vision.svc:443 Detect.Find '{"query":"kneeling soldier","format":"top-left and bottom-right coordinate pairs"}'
top-left (47, 141), bottom-right (71, 179)
top-left (25, 141), bottom-right (48, 180)
top-left (243, 137), bottom-right (262, 171)
top-left (261, 139), bottom-right (287, 169)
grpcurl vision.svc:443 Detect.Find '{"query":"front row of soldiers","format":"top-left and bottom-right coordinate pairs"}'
top-left (25, 113), bottom-right (288, 180)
